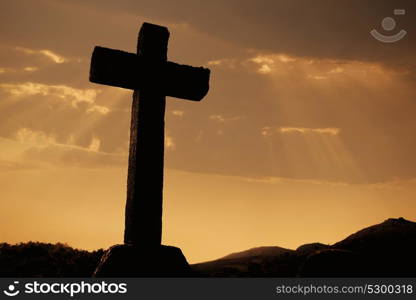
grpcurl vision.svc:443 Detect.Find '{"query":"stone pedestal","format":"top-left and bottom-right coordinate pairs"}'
top-left (93, 244), bottom-right (192, 277)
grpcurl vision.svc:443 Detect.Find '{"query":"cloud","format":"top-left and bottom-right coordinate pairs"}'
top-left (261, 126), bottom-right (340, 137)
top-left (15, 127), bottom-right (102, 153)
top-left (1, 131), bottom-right (124, 171)
top-left (11, 128), bottom-right (125, 168)
top-left (0, 82), bottom-right (96, 105)
top-left (86, 105), bottom-right (110, 115)
top-left (260, 126), bottom-right (273, 137)
top-left (308, 75), bottom-right (326, 80)
top-left (209, 114), bottom-right (225, 122)
top-left (212, 52), bottom-right (379, 81)
top-left (280, 127), bottom-right (340, 135)
top-left (208, 59), bottom-right (223, 66)
top-left (0, 66), bottom-right (38, 74)
top-left (248, 54), bottom-right (298, 74)
top-left (0, 67), bottom-right (15, 74)
top-left (250, 56), bottom-right (275, 65)
top-left (218, 173), bottom-right (351, 187)
top-left (210, 55), bottom-right (292, 73)
top-left (15, 47), bottom-right (67, 64)
top-left (207, 58), bottom-right (238, 69)
top-left (165, 135), bottom-right (175, 150)
top-left (16, 128), bottom-right (56, 146)
top-left (24, 67), bottom-right (38, 72)
top-left (258, 64), bottom-right (272, 74)
top-left (329, 67), bottom-right (344, 74)
top-left (0, 66), bottom-right (39, 75)
top-left (172, 110), bottom-right (185, 117)
top-left (209, 114), bottom-right (244, 123)
top-left (88, 137), bottom-right (101, 152)
top-left (0, 82), bottom-right (109, 114)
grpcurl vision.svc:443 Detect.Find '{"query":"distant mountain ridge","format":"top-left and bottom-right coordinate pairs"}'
top-left (220, 246), bottom-right (293, 260)
top-left (192, 218), bottom-right (416, 277)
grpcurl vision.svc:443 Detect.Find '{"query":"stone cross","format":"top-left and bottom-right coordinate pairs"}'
top-left (89, 22), bottom-right (210, 247)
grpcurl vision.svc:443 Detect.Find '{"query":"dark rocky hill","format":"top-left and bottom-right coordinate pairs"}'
top-left (192, 218), bottom-right (416, 277)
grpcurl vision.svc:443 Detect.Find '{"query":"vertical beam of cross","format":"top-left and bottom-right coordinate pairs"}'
top-left (124, 23), bottom-right (169, 246)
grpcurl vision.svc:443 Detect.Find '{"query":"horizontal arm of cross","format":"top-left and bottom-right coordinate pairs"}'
top-left (90, 46), bottom-right (210, 101)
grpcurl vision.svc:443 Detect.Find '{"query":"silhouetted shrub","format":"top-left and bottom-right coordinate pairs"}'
top-left (0, 242), bottom-right (104, 277)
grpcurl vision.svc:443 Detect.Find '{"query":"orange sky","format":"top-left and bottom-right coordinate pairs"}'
top-left (0, 0), bottom-right (415, 263)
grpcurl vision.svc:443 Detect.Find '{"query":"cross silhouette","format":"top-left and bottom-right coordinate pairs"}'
top-left (90, 22), bottom-right (210, 247)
